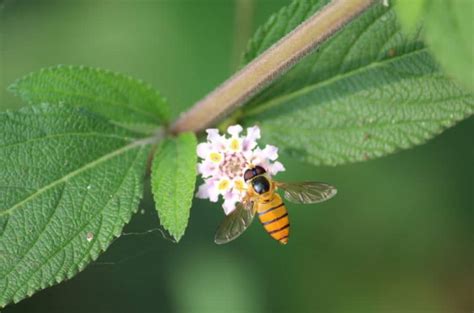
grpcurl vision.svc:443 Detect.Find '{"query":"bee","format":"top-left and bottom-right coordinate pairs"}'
top-left (215, 165), bottom-right (337, 245)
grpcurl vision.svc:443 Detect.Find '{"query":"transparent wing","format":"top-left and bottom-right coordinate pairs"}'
top-left (276, 181), bottom-right (337, 204)
top-left (214, 201), bottom-right (256, 245)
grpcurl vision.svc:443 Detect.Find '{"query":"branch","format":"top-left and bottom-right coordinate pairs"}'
top-left (171, 0), bottom-right (376, 134)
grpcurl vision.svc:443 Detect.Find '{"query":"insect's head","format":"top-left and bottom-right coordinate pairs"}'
top-left (244, 165), bottom-right (270, 195)
top-left (243, 165), bottom-right (266, 182)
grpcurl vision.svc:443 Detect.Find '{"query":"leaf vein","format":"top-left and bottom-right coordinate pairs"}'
top-left (7, 147), bottom-right (144, 300)
top-left (0, 138), bottom-right (152, 217)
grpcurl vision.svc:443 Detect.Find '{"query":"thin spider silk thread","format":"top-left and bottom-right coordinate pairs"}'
top-left (92, 227), bottom-right (176, 266)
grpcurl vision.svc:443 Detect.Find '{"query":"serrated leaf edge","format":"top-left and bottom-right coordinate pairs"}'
top-left (8, 64), bottom-right (171, 124)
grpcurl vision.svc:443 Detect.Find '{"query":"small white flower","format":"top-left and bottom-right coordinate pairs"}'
top-left (196, 125), bottom-right (285, 215)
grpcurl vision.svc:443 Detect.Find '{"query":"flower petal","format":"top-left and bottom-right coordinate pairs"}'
top-left (206, 128), bottom-right (220, 141)
top-left (196, 179), bottom-right (220, 202)
top-left (222, 191), bottom-right (240, 215)
top-left (242, 126), bottom-right (261, 151)
top-left (208, 187), bottom-right (220, 202)
top-left (206, 128), bottom-right (227, 151)
top-left (246, 126), bottom-right (261, 141)
top-left (196, 182), bottom-right (210, 199)
top-left (197, 161), bottom-right (217, 177)
top-left (269, 161), bottom-right (285, 175)
top-left (222, 200), bottom-right (237, 215)
top-left (261, 144), bottom-right (279, 161)
top-left (247, 147), bottom-right (264, 167)
top-left (196, 142), bottom-right (210, 159)
top-left (227, 124), bottom-right (243, 137)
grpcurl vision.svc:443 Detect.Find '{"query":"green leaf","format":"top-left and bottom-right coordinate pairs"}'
top-left (0, 104), bottom-right (152, 307)
top-left (395, 1), bottom-right (473, 90)
top-left (423, 1), bottom-right (474, 90)
top-left (9, 65), bottom-right (170, 129)
top-left (151, 133), bottom-right (197, 242)
top-left (240, 1), bottom-right (474, 166)
top-left (395, 0), bottom-right (426, 32)
top-left (243, 0), bottom-right (330, 63)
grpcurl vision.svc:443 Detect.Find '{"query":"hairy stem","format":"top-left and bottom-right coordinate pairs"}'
top-left (171, 0), bottom-right (376, 134)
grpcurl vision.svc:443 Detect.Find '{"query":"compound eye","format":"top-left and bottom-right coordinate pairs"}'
top-left (254, 165), bottom-right (266, 175)
top-left (243, 169), bottom-right (254, 181)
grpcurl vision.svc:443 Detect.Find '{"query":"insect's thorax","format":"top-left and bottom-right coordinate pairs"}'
top-left (256, 187), bottom-right (275, 203)
top-left (256, 191), bottom-right (281, 210)
top-left (249, 174), bottom-right (273, 197)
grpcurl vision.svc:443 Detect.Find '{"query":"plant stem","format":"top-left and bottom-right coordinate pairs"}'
top-left (171, 0), bottom-right (376, 134)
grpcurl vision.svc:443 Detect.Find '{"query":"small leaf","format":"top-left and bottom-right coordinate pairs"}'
top-left (423, 1), bottom-right (474, 90)
top-left (0, 104), bottom-right (152, 307)
top-left (9, 65), bottom-right (170, 129)
top-left (240, 1), bottom-right (474, 166)
top-left (151, 133), bottom-right (197, 242)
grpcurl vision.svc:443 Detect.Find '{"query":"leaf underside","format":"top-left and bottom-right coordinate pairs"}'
top-left (241, 0), bottom-right (474, 166)
top-left (9, 65), bottom-right (170, 130)
top-left (0, 105), bottom-right (151, 307)
top-left (151, 133), bottom-right (197, 242)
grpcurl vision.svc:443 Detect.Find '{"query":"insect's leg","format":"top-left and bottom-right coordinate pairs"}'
top-left (272, 180), bottom-right (278, 191)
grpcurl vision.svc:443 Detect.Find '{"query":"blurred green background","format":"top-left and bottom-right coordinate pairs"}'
top-left (1, 0), bottom-right (473, 312)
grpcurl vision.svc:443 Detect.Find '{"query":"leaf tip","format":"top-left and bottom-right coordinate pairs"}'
top-left (171, 232), bottom-right (184, 243)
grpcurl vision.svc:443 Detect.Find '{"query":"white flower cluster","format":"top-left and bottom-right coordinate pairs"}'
top-left (196, 125), bottom-right (285, 214)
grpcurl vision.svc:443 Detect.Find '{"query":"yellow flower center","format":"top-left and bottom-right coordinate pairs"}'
top-left (234, 180), bottom-right (246, 192)
top-left (229, 138), bottom-right (240, 152)
top-left (217, 179), bottom-right (230, 191)
top-left (209, 152), bottom-right (222, 163)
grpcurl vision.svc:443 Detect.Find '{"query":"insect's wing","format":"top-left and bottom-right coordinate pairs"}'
top-left (275, 181), bottom-right (337, 204)
top-left (214, 201), bottom-right (256, 245)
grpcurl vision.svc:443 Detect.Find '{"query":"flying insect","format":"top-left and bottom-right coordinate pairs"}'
top-left (215, 165), bottom-right (337, 245)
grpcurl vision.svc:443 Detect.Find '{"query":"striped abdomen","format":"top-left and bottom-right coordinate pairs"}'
top-left (257, 193), bottom-right (289, 244)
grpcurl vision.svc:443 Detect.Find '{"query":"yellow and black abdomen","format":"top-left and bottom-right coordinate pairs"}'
top-left (257, 193), bottom-right (289, 244)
